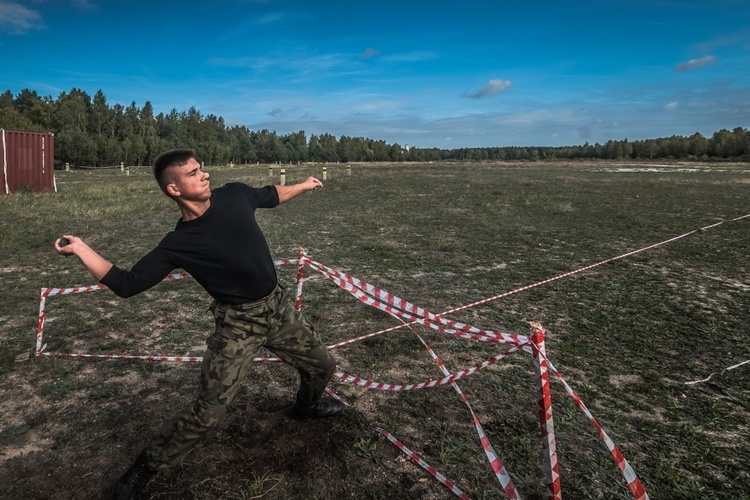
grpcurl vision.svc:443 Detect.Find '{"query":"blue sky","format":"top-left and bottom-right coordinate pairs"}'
top-left (1, 0), bottom-right (749, 149)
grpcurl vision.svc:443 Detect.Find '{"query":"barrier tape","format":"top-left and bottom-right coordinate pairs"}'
top-left (315, 213), bottom-right (750, 346)
top-left (542, 355), bottom-right (650, 500)
top-left (33, 247), bottom-right (672, 498)
top-left (294, 248), bottom-right (306, 310)
top-left (685, 358), bottom-right (750, 385)
top-left (413, 327), bottom-right (520, 499)
top-left (303, 257), bottom-right (527, 346)
top-left (530, 325), bottom-right (561, 499)
top-left (325, 379), bottom-right (470, 499)
top-left (375, 427), bottom-right (470, 500)
top-left (35, 259), bottom-right (297, 357)
top-left (38, 352), bottom-right (202, 362)
top-left (334, 343), bottom-right (529, 391)
top-left (34, 212), bottom-right (747, 497)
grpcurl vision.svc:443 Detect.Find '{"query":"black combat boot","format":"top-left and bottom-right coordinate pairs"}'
top-left (292, 396), bottom-right (344, 418)
top-left (111, 451), bottom-right (156, 500)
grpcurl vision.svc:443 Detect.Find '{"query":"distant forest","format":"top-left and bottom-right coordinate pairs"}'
top-left (2, 87), bottom-right (749, 167)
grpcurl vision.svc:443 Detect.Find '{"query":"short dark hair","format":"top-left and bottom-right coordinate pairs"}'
top-left (153, 148), bottom-right (197, 193)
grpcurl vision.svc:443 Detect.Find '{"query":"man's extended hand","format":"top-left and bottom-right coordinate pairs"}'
top-left (53, 235), bottom-right (114, 280)
top-left (276, 177), bottom-right (323, 204)
top-left (54, 235), bottom-right (80, 256)
top-left (301, 176), bottom-right (323, 191)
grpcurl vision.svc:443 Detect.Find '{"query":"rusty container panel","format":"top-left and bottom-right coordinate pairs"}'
top-left (1, 129), bottom-right (56, 194)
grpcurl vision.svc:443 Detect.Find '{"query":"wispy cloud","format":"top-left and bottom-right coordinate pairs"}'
top-left (0, 1), bottom-right (44, 34)
top-left (674, 55), bottom-right (717, 71)
top-left (72, 0), bottom-right (97, 11)
top-left (380, 51), bottom-right (438, 63)
top-left (208, 56), bottom-right (254, 68)
top-left (210, 50), bottom-right (357, 75)
top-left (363, 48), bottom-right (381, 59)
top-left (462, 79), bottom-right (512, 99)
top-left (257, 12), bottom-right (284, 24)
top-left (664, 101), bottom-right (679, 111)
top-left (694, 33), bottom-right (748, 52)
top-left (268, 107), bottom-right (282, 117)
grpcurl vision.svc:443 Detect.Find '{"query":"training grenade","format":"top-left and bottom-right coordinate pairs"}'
top-left (59, 237), bottom-right (70, 247)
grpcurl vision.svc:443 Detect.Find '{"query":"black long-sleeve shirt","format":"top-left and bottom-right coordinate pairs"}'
top-left (100, 182), bottom-right (280, 304)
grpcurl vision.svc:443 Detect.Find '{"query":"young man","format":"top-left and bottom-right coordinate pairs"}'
top-left (54, 149), bottom-right (342, 499)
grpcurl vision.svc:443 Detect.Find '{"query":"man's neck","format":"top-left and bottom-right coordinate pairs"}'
top-left (178, 197), bottom-right (211, 222)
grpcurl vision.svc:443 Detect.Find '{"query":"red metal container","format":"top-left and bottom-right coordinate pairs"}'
top-left (1, 129), bottom-right (56, 194)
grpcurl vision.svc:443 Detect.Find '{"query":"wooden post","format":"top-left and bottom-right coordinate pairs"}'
top-left (65, 162), bottom-right (70, 172)
top-left (280, 168), bottom-right (286, 186)
top-left (120, 162), bottom-right (124, 172)
top-left (322, 166), bottom-right (327, 181)
top-left (295, 247), bottom-right (306, 310)
top-left (347, 165), bottom-right (352, 176)
top-left (125, 166), bottom-right (130, 176)
top-left (269, 166), bottom-right (274, 178)
top-left (530, 322), bottom-right (562, 500)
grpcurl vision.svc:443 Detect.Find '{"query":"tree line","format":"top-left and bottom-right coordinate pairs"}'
top-left (1, 87), bottom-right (748, 167)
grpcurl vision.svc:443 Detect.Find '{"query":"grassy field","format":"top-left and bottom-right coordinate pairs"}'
top-left (1, 160), bottom-right (748, 499)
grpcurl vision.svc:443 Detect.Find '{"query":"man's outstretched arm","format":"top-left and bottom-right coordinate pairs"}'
top-left (54, 235), bottom-right (114, 281)
top-left (275, 176), bottom-right (323, 204)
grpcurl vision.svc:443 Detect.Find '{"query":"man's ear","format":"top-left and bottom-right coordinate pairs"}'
top-left (166, 183), bottom-right (180, 197)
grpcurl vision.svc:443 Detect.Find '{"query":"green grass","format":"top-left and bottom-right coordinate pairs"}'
top-left (0, 160), bottom-right (748, 499)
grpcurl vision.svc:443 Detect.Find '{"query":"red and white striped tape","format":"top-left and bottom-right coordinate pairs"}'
top-left (322, 386), bottom-right (470, 499)
top-left (530, 325), bottom-right (561, 500)
top-left (303, 257), bottom-right (527, 346)
top-left (376, 426), bottom-right (471, 499)
top-left (39, 352), bottom-right (202, 362)
top-left (305, 256), bottom-right (650, 498)
top-left (334, 343), bottom-right (528, 392)
top-left (35, 259), bottom-right (297, 357)
top-left (294, 248), bottom-right (306, 311)
top-left (540, 351), bottom-right (650, 499)
top-left (414, 328), bottom-right (520, 499)
top-left (34, 250), bottom-right (663, 499)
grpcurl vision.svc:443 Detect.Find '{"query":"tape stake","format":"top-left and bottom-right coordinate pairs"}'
top-left (295, 247), bottom-right (306, 310)
top-left (35, 291), bottom-right (47, 355)
top-left (530, 323), bottom-right (561, 500)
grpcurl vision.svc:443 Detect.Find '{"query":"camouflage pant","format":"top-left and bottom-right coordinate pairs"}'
top-left (143, 284), bottom-right (336, 470)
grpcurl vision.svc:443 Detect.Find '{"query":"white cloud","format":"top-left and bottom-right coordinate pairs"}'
top-left (674, 55), bottom-right (717, 71)
top-left (0, 1), bottom-right (44, 34)
top-left (380, 51), bottom-right (438, 63)
top-left (363, 48), bottom-right (381, 59)
top-left (257, 12), bottom-right (284, 24)
top-left (208, 56), bottom-right (253, 68)
top-left (664, 101), bottom-right (679, 111)
top-left (72, 0), bottom-right (97, 11)
top-left (694, 33), bottom-right (747, 53)
top-left (462, 79), bottom-right (512, 99)
top-left (354, 99), bottom-right (401, 112)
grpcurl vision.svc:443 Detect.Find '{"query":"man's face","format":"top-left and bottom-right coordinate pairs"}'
top-left (168, 158), bottom-right (211, 200)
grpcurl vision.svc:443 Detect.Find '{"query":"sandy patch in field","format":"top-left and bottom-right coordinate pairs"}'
top-left (609, 373), bottom-right (641, 388)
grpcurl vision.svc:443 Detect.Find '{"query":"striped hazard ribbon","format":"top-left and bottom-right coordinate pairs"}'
top-left (303, 256), bottom-right (527, 346)
top-left (335, 343), bottom-right (527, 391)
top-left (376, 426), bottom-right (471, 499)
top-left (34, 252), bottom-right (654, 498)
top-left (35, 259), bottom-right (297, 357)
top-left (544, 355), bottom-right (650, 500)
top-left (413, 328), bottom-right (520, 499)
